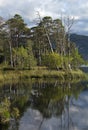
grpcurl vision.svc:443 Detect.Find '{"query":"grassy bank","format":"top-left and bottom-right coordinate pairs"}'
top-left (0, 68), bottom-right (86, 83)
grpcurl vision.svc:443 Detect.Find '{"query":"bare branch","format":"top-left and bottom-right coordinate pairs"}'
top-left (36, 11), bottom-right (54, 53)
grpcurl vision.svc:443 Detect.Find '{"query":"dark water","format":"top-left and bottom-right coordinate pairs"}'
top-left (0, 79), bottom-right (88, 130)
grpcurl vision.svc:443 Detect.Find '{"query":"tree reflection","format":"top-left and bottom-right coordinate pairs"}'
top-left (0, 80), bottom-right (32, 129)
top-left (30, 80), bottom-right (85, 130)
top-left (0, 79), bottom-right (87, 130)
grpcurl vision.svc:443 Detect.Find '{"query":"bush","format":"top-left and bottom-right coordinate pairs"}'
top-left (42, 52), bottom-right (62, 70)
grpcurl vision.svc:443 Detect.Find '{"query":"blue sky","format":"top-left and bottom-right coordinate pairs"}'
top-left (0, 0), bottom-right (88, 35)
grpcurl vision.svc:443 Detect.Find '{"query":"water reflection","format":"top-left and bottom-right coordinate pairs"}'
top-left (0, 79), bottom-right (88, 130)
top-left (27, 80), bottom-right (85, 130)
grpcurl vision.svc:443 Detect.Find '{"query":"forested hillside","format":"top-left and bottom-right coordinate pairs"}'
top-left (70, 34), bottom-right (88, 60)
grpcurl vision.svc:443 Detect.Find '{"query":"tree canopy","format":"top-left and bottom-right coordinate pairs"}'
top-left (0, 14), bottom-right (84, 70)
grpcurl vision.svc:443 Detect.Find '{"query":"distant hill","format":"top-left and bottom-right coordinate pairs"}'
top-left (70, 34), bottom-right (88, 60)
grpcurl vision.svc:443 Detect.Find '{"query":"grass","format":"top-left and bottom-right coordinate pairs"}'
top-left (0, 67), bottom-right (85, 83)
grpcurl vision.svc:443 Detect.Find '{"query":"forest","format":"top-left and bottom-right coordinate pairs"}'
top-left (0, 14), bottom-right (84, 70)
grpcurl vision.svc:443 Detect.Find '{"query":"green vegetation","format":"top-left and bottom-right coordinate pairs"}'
top-left (0, 14), bottom-right (84, 71)
top-left (30, 80), bottom-right (85, 118)
top-left (42, 53), bottom-right (62, 69)
top-left (0, 98), bottom-right (19, 124)
top-left (0, 69), bottom-right (85, 84)
top-left (0, 14), bottom-right (86, 124)
top-left (0, 79), bottom-right (87, 124)
top-left (0, 14), bottom-right (87, 128)
top-left (70, 34), bottom-right (88, 61)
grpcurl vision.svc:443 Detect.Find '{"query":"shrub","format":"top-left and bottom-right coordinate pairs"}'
top-left (42, 52), bottom-right (62, 70)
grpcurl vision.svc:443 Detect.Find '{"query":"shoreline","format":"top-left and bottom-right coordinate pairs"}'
top-left (0, 69), bottom-right (85, 82)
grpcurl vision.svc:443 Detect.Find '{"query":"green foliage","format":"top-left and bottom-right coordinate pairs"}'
top-left (12, 46), bottom-right (28, 68)
top-left (63, 56), bottom-right (73, 70)
top-left (42, 52), bottom-right (62, 69)
top-left (42, 52), bottom-right (74, 70)
top-left (0, 98), bottom-right (10, 123)
top-left (0, 14), bottom-right (86, 70)
top-left (6, 14), bottom-right (29, 47)
top-left (12, 40), bottom-right (36, 69)
top-left (0, 98), bottom-right (20, 124)
top-left (71, 48), bottom-right (84, 69)
top-left (11, 107), bottom-right (20, 119)
top-left (70, 34), bottom-right (88, 60)
top-left (26, 40), bottom-right (37, 68)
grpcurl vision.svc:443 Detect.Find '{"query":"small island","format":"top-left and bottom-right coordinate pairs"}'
top-left (0, 14), bottom-right (85, 81)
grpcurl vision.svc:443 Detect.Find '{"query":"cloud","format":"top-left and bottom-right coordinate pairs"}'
top-left (0, 0), bottom-right (88, 35)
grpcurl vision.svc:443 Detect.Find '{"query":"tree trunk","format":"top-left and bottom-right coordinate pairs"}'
top-left (9, 41), bottom-right (13, 67)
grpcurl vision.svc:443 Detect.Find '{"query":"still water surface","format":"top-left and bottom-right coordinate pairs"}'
top-left (0, 79), bottom-right (88, 130)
